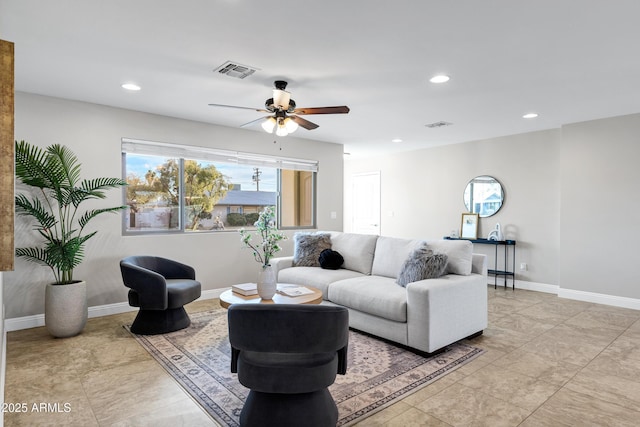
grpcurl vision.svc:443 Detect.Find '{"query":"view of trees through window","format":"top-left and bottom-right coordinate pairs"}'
top-left (124, 150), bottom-right (314, 233)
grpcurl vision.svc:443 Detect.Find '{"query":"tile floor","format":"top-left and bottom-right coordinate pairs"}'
top-left (5, 286), bottom-right (640, 426)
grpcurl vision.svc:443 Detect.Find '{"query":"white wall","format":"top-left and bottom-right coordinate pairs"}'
top-left (345, 129), bottom-right (561, 286)
top-left (345, 113), bottom-right (640, 303)
top-left (559, 113), bottom-right (640, 299)
top-left (6, 92), bottom-right (344, 319)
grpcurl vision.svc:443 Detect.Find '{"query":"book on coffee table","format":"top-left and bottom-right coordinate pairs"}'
top-left (277, 284), bottom-right (315, 297)
top-left (231, 283), bottom-right (258, 296)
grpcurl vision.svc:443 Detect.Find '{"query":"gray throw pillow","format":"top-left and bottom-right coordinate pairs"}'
top-left (396, 245), bottom-right (448, 287)
top-left (292, 232), bottom-right (332, 267)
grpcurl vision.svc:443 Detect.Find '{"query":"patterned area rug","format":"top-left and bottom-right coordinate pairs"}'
top-left (128, 308), bottom-right (483, 426)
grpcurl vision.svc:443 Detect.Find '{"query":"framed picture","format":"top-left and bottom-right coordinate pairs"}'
top-left (460, 213), bottom-right (479, 239)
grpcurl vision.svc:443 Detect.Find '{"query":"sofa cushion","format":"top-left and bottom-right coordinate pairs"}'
top-left (292, 232), bottom-right (332, 267)
top-left (329, 232), bottom-right (378, 275)
top-left (278, 266), bottom-right (364, 299)
top-left (396, 245), bottom-right (448, 287)
top-left (328, 276), bottom-right (407, 322)
top-left (425, 239), bottom-right (473, 275)
top-left (371, 236), bottom-right (424, 279)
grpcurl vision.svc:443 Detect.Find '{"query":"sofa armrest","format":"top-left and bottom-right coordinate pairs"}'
top-left (270, 256), bottom-right (294, 278)
top-left (406, 274), bottom-right (487, 353)
top-left (472, 253), bottom-right (488, 276)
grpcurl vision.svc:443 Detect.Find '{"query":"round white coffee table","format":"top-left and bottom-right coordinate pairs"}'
top-left (219, 284), bottom-right (322, 309)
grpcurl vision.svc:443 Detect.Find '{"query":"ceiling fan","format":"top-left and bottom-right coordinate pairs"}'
top-left (208, 80), bottom-right (350, 136)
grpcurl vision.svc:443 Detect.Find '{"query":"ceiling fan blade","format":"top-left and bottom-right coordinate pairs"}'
top-left (293, 106), bottom-right (350, 115)
top-left (240, 116), bottom-right (271, 128)
top-left (290, 115), bottom-right (319, 130)
top-left (208, 103), bottom-right (270, 113)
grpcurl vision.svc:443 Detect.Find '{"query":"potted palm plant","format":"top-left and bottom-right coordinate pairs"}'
top-left (14, 140), bottom-right (127, 337)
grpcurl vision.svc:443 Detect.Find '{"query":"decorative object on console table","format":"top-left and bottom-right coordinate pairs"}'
top-left (239, 206), bottom-right (286, 300)
top-left (445, 236), bottom-right (516, 290)
top-left (460, 212), bottom-right (479, 239)
top-left (487, 222), bottom-right (503, 241)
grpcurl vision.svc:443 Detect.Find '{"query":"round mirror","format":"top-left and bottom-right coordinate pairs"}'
top-left (463, 175), bottom-right (504, 217)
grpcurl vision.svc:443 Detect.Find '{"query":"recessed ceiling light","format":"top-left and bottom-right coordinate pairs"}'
top-left (429, 75), bottom-right (450, 84)
top-left (392, 138), bottom-right (403, 143)
top-left (121, 83), bottom-right (141, 91)
top-left (523, 113), bottom-right (538, 119)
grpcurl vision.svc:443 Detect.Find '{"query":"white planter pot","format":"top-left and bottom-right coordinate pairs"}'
top-left (45, 280), bottom-right (88, 338)
top-left (257, 265), bottom-right (277, 300)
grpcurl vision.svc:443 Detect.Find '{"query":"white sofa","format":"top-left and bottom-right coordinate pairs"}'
top-left (271, 232), bottom-right (488, 354)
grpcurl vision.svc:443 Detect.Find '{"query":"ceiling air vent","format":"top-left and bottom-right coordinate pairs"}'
top-left (214, 61), bottom-right (259, 79)
top-left (425, 121), bottom-right (453, 128)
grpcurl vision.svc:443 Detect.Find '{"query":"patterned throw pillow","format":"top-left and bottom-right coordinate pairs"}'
top-left (292, 232), bottom-right (332, 267)
top-left (396, 245), bottom-right (448, 287)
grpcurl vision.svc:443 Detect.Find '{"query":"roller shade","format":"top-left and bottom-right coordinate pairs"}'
top-left (121, 138), bottom-right (319, 172)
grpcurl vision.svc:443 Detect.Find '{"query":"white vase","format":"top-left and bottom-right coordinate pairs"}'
top-left (45, 280), bottom-right (88, 338)
top-left (257, 265), bottom-right (277, 300)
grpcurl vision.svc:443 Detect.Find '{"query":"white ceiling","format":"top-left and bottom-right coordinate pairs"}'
top-left (2, 0), bottom-right (640, 157)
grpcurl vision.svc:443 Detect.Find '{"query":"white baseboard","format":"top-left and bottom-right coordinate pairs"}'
top-left (512, 280), bottom-right (640, 311)
top-left (4, 313), bottom-right (45, 332)
top-left (200, 288), bottom-right (227, 300)
top-left (557, 288), bottom-right (640, 311)
top-left (4, 287), bottom-right (229, 332)
top-left (513, 280), bottom-right (559, 294)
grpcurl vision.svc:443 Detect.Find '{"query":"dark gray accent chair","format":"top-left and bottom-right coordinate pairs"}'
top-left (228, 304), bottom-right (349, 427)
top-left (120, 256), bottom-right (201, 335)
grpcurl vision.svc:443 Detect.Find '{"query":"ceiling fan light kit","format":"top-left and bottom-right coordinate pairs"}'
top-left (284, 117), bottom-right (298, 133)
top-left (208, 80), bottom-right (349, 136)
top-left (275, 121), bottom-right (288, 136)
top-left (271, 85), bottom-right (291, 111)
top-left (261, 117), bottom-right (276, 133)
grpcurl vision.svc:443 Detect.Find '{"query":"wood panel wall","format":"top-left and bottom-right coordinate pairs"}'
top-left (0, 40), bottom-right (14, 271)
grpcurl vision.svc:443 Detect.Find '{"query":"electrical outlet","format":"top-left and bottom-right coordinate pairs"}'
top-left (520, 262), bottom-right (528, 271)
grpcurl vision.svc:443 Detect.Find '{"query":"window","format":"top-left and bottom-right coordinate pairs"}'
top-left (125, 154), bottom-right (181, 231)
top-left (279, 170), bottom-right (315, 228)
top-left (122, 139), bottom-right (317, 233)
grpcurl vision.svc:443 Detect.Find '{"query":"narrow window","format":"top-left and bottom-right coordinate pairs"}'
top-left (279, 170), bottom-right (315, 228)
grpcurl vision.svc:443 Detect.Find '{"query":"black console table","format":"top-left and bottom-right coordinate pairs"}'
top-left (444, 237), bottom-right (516, 290)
